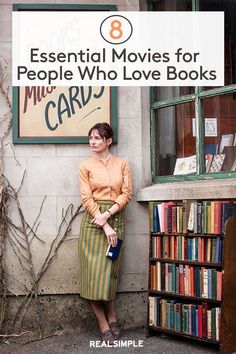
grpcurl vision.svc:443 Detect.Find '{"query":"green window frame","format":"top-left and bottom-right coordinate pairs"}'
top-left (149, 0), bottom-right (236, 183)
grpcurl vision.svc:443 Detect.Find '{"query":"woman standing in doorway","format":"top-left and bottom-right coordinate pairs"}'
top-left (78, 122), bottom-right (132, 343)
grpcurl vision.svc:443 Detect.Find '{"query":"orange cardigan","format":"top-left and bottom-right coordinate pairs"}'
top-left (78, 155), bottom-right (132, 216)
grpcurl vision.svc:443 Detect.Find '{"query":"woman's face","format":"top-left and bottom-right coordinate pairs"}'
top-left (89, 129), bottom-right (111, 154)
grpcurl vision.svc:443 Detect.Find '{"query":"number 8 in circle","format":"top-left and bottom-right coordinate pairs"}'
top-left (100, 15), bottom-right (133, 45)
top-left (110, 20), bottom-right (123, 40)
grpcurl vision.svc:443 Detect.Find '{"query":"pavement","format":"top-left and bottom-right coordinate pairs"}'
top-left (0, 327), bottom-right (219, 354)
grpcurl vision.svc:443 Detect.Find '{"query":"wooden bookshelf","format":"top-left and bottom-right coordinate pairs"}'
top-left (152, 233), bottom-right (223, 238)
top-left (147, 200), bottom-right (236, 354)
top-left (150, 257), bottom-right (222, 268)
top-left (149, 290), bottom-right (221, 304)
top-left (148, 325), bottom-right (219, 345)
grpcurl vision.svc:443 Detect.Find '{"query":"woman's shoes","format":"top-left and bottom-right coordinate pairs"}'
top-left (101, 328), bottom-right (114, 343)
top-left (109, 322), bottom-right (121, 340)
top-left (100, 322), bottom-right (121, 343)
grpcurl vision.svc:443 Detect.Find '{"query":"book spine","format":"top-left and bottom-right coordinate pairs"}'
top-left (167, 205), bottom-right (173, 233)
top-left (198, 305), bottom-right (203, 338)
top-left (211, 201), bottom-right (215, 234)
top-left (207, 202), bottom-right (212, 234)
top-left (207, 309), bottom-right (212, 339)
top-left (208, 269), bottom-right (212, 299)
top-left (202, 201), bottom-right (208, 234)
top-left (191, 305), bottom-right (196, 335)
top-left (149, 202), bottom-right (155, 233)
top-left (197, 202), bottom-right (202, 234)
top-left (170, 301), bottom-right (174, 330)
top-left (202, 268), bottom-right (208, 298)
top-left (211, 307), bottom-right (216, 341)
top-left (161, 299), bottom-right (166, 328)
top-left (216, 307), bottom-right (220, 341)
top-left (182, 201), bottom-right (187, 233)
top-left (179, 264), bottom-right (184, 294)
top-left (157, 261), bottom-right (161, 291)
top-left (172, 206), bottom-right (177, 233)
top-left (202, 303), bottom-right (208, 339)
top-left (214, 201), bottom-right (221, 234)
top-left (153, 205), bottom-right (160, 233)
top-left (148, 296), bottom-right (154, 326)
top-left (217, 271), bottom-right (222, 301)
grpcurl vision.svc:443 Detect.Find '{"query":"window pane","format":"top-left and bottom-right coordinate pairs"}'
top-left (203, 93), bottom-right (236, 173)
top-left (155, 101), bottom-right (195, 176)
top-left (152, 0), bottom-right (193, 100)
top-left (153, 87), bottom-right (194, 102)
top-left (200, 0), bottom-right (236, 87)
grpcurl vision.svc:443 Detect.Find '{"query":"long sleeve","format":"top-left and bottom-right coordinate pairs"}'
top-left (78, 164), bottom-right (100, 217)
top-left (115, 160), bottom-right (132, 210)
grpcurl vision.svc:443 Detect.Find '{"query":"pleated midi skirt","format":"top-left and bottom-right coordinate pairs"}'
top-left (78, 202), bottom-right (125, 301)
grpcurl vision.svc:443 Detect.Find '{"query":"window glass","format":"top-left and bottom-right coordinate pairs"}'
top-left (203, 94), bottom-right (236, 173)
top-left (152, 0), bottom-right (193, 100)
top-left (153, 87), bottom-right (194, 102)
top-left (152, 0), bottom-right (191, 11)
top-left (155, 101), bottom-right (195, 176)
top-left (200, 0), bottom-right (236, 87)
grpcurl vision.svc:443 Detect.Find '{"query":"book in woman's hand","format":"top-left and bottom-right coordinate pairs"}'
top-left (106, 238), bottom-right (123, 261)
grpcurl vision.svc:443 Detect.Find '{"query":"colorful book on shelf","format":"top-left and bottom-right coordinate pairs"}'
top-left (205, 153), bottom-right (214, 173)
top-left (221, 202), bottom-right (236, 233)
top-left (149, 202), bottom-right (155, 233)
top-left (221, 146), bottom-right (236, 171)
top-left (153, 205), bottom-right (160, 233)
top-left (173, 155), bottom-right (196, 175)
top-left (204, 143), bottom-right (219, 156)
top-left (214, 201), bottom-right (222, 234)
top-left (187, 202), bottom-right (195, 232)
top-left (158, 203), bottom-right (165, 233)
top-left (219, 133), bottom-right (234, 154)
top-left (148, 296), bottom-right (155, 326)
top-left (209, 154), bottom-right (226, 173)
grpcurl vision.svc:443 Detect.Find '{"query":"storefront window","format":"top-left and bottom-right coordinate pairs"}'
top-left (150, 0), bottom-right (236, 182)
top-left (155, 102), bottom-right (195, 176)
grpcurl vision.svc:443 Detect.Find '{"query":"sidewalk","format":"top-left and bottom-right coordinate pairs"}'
top-left (0, 327), bottom-right (219, 354)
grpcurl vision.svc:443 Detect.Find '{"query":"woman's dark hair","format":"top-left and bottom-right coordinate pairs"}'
top-left (88, 122), bottom-right (114, 141)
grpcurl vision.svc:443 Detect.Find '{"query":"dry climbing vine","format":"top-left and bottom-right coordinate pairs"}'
top-left (0, 58), bottom-right (83, 337)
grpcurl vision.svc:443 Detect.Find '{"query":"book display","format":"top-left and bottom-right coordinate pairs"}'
top-left (173, 133), bottom-right (236, 175)
top-left (148, 200), bottom-right (236, 354)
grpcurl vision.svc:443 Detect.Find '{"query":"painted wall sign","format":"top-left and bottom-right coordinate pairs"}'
top-left (13, 86), bottom-right (117, 143)
top-left (12, 4), bottom-right (117, 144)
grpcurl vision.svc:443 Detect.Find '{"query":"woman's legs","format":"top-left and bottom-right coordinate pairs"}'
top-left (91, 300), bottom-right (109, 332)
top-left (103, 300), bottom-right (117, 324)
top-left (91, 300), bottom-right (117, 330)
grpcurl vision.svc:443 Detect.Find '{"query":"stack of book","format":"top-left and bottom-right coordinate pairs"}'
top-left (150, 200), bottom-right (236, 234)
top-left (150, 262), bottom-right (222, 300)
top-left (206, 133), bottom-right (236, 172)
top-left (148, 297), bottom-right (220, 341)
top-left (151, 236), bottom-right (222, 263)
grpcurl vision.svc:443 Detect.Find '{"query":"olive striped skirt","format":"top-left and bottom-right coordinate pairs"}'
top-left (78, 202), bottom-right (125, 301)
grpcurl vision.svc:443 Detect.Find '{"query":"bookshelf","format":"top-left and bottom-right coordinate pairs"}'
top-left (147, 200), bottom-right (236, 354)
